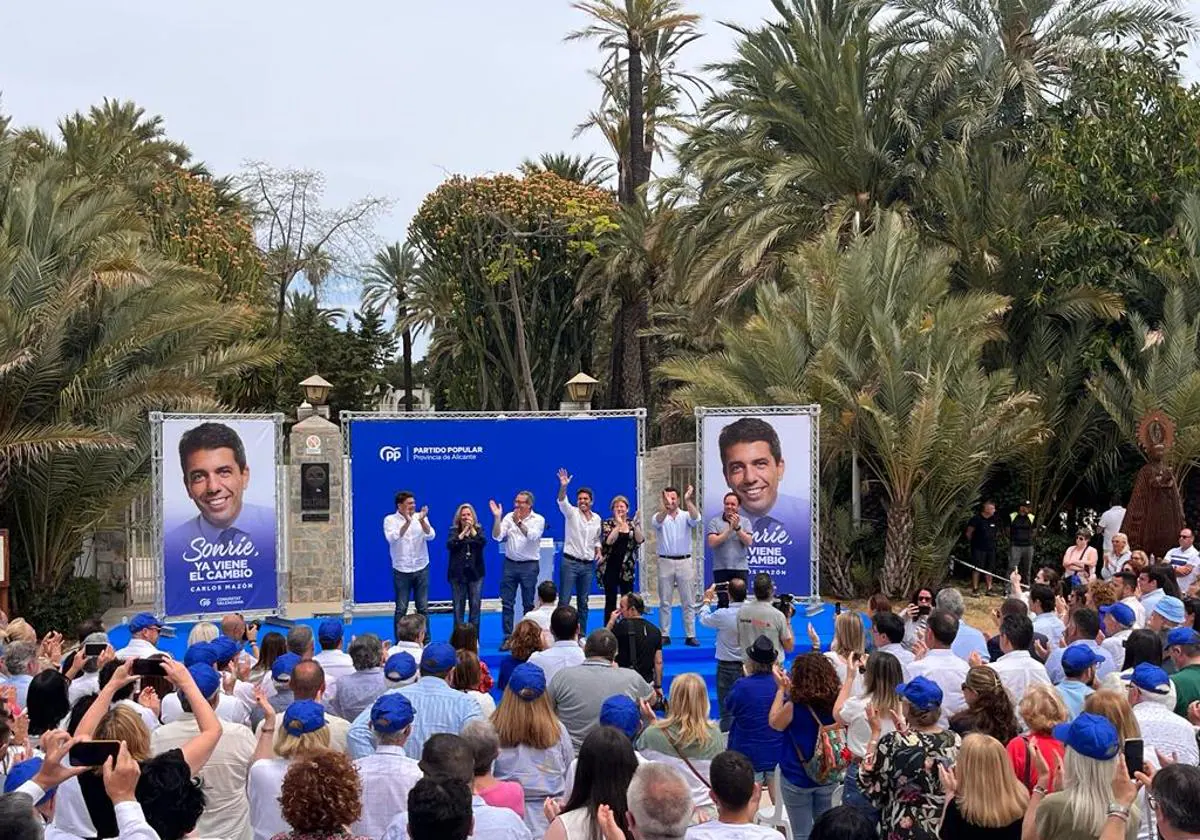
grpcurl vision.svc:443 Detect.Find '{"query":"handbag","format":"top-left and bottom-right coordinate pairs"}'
top-left (790, 706), bottom-right (852, 785)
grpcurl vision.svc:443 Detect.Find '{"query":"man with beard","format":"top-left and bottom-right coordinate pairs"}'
top-left (556, 468), bottom-right (602, 634)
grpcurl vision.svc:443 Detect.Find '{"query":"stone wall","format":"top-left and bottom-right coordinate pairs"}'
top-left (287, 416), bottom-right (346, 612)
top-left (640, 441), bottom-right (698, 600)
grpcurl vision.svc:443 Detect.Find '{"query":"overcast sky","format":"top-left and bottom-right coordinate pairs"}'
top-left (4, 0), bottom-right (1199, 352)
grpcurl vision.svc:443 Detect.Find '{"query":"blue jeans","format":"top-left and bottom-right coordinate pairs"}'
top-left (451, 579), bottom-right (483, 632)
top-left (840, 763), bottom-right (878, 825)
top-left (501, 559), bottom-right (539, 637)
top-left (779, 778), bottom-right (835, 840)
top-left (393, 566), bottom-right (429, 637)
top-left (559, 556), bottom-right (594, 633)
top-left (716, 660), bottom-right (744, 732)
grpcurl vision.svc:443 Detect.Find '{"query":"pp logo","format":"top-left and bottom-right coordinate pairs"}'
top-left (379, 446), bottom-right (404, 463)
top-left (199, 598), bottom-right (212, 608)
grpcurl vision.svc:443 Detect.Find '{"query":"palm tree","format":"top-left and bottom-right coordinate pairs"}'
top-left (878, 0), bottom-right (1193, 130)
top-left (0, 159), bottom-right (278, 598)
top-left (519, 153), bottom-right (614, 188)
top-left (661, 209), bottom-right (1041, 596)
top-left (363, 241), bottom-right (420, 411)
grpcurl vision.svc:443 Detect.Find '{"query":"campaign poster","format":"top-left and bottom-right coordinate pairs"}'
top-left (160, 417), bottom-right (279, 616)
top-left (700, 409), bottom-right (816, 597)
top-left (347, 415), bottom-right (640, 606)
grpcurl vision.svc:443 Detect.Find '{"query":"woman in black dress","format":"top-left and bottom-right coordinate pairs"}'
top-left (448, 503), bottom-right (487, 631)
top-left (600, 495), bottom-right (642, 626)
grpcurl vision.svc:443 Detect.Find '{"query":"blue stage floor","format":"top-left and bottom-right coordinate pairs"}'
top-left (105, 602), bottom-right (842, 707)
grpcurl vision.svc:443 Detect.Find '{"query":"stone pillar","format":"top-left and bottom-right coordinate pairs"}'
top-left (288, 416), bottom-right (345, 613)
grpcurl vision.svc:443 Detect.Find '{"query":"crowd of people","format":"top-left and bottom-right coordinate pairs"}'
top-left (9, 516), bottom-right (1200, 840)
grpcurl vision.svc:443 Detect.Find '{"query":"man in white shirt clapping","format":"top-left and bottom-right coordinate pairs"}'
top-left (492, 491), bottom-right (546, 651)
top-left (906, 609), bottom-right (970, 726)
top-left (652, 486), bottom-right (702, 646)
top-left (384, 491), bottom-right (436, 637)
top-left (988, 613), bottom-right (1052, 707)
top-left (557, 469), bottom-right (602, 634)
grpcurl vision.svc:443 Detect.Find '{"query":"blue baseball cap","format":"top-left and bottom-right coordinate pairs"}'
top-left (600, 695), bottom-right (642, 740)
top-left (1122, 663), bottom-right (1173, 696)
top-left (209, 636), bottom-right (240, 666)
top-left (370, 693), bottom-right (415, 733)
top-left (384, 652), bottom-right (417, 683)
top-left (897, 676), bottom-right (943, 711)
top-left (421, 642), bottom-right (457, 673)
top-left (508, 663), bottom-right (547, 700)
top-left (1053, 712), bottom-right (1120, 760)
top-left (1167, 627), bottom-right (1200, 647)
top-left (317, 619), bottom-right (344, 645)
top-left (1154, 595), bottom-right (1186, 625)
top-left (183, 642), bottom-right (219, 668)
top-left (3, 757), bottom-right (53, 804)
top-left (1062, 643), bottom-right (1106, 674)
top-left (129, 613), bottom-right (165, 633)
top-left (188, 664), bottom-right (222, 699)
top-left (283, 700), bottom-right (326, 735)
top-left (1101, 603), bottom-right (1136, 628)
top-left (272, 652), bottom-right (302, 683)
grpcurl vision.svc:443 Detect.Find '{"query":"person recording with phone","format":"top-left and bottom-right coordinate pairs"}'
top-left (903, 588), bottom-right (934, 651)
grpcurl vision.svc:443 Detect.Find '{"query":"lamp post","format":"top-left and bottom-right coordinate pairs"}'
top-left (561, 372), bottom-right (599, 413)
top-left (298, 374), bottom-right (333, 420)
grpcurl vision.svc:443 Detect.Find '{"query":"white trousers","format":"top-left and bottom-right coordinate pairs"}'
top-left (657, 555), bottom-right (696, 638)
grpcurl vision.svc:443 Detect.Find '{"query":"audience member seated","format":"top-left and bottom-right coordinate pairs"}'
top-left (136, 749), bottom-right (208, 840)
top-left (497, 620), bottom-right (547, 694)
top-left (936, 733), bottom-right (1027, 839)
top-left (549, 629), bottom-right (654, 753)
top-left (259, 660), bottom-right (348, 754)
top-left (249, 699), bottom-right (332, 840)
top-left (351, 693), bottom-right (422, 839)
top-left (461, 719), bottom-right (525, 817)
top-left (405, 777), bottom-right (475, 840)
top-left (528, 607), bottom-right (585, 684)
top-left (387, 614), bottom-right (428, 664)
top-left (313, 620), bottom-right (355, 705)
top-left (384, 652), bottom-right (419, 689)
top-left (327, 633), bottom-right (389, 722)
top-left (624, 762), bottom-right (692, 840)
top-left (684, 751), bottom-right (780, 840)
top-left (450, 623), bottom-right (494, 693)
top-left (1122, 663), bottom-right (1199, 765)
top-left (271, 750), bottom-right (370, 840)
top-left (859, 677), bottom-right (962, 840)
top-left (544, 726), bottom-right (639, 840)
top-left (1056, 644), bottom-right (1106, 720)
top-left (636, 673), bottom-right (724, 823)
top-left (348, 642), bottom-right (482, 760)
top-left (562, 695), bottom-right (649, 802)
top-left (492, 663), bottom-right (573, 835)
top-left (808, 805), bottom-right (876, 840)
top-left (1044, 609), bottom-right (1118, 684)
top-left (450, 649), bottom-right (496, 716)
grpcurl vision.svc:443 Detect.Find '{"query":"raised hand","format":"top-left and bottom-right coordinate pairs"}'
top-left (31, 730), bottom-right (86, 788)
top-left (161, 657), bottom-right (191, 687)
top-left (684, 485), bottom-right (694, 502)
top-left (138, 686), bottom-right (161, 719)
top-left (544, 797), bottom-right (564, 823)
top-left (912, 639), bottom-right (929, 661)
top-left (1029, 740), bottom-right (1050, 787)
top-left (418, 505), bottom-right (429, 520)
top-left (595, 803), bottom-right (625, 840)
top-left (866, 703), bottom-right (881, 735)
top-left (968, 650), bottom-right (983, 668)
top-left (40, 630), bottom-right (64, 663)
top-left (1188, 700), bottom-right (1200, 727)
top-left (558, 468), bottom-right (572, 487)
top-left (253, 685), bottom-right (276, 721)
top-left (1033, 639), bottom-right (1050, 661)
top-left (1110, 754), bottom-right (1141, 809)
top-left (806, 623), bottom-right (820, 649)
top-left (102, 741), bottom-right (141, 804)
top-left (938, 764), bottom-right (958, 798)
top-left (1010, 568), bottom-right (1022, 592)
top-left (489, 499), bottom-right (502, 518)
top-left (97, 644), bottom-right (116, 670)
top-left (772, 664), bottom-right (791, 693)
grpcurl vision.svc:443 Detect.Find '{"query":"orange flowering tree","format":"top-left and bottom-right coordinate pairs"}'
top-left (409, 172), bottom-right (616, 410)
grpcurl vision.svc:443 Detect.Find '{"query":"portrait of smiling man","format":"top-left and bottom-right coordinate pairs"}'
top-left (163, 421), bottom-right (276, 596)
top-left (717, 417), bottom-right (807, 538)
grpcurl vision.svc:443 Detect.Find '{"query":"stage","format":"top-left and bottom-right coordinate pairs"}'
top-left (104, 601), bottom-right (847, 707)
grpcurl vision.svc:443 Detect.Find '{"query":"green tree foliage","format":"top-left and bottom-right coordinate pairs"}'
top-left (407, 172), bottom-right (616, 411)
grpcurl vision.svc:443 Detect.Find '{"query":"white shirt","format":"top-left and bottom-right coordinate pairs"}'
top-left (248, 758), bottom-right (291, 840)
top-left (824, 652), bottom-right (865, 697)
top-left (385, 640), bottom-right (425, 666)
top-left (524, 603), bottom-right (557, 647)
top-left (906, 649), bottom-right (970, 727)
top-left (686, 821), bottom-right (784, 840)
top-left (352, 744), bottom-right (424, 839)
top-left (1098, 506), bottom-right (1126, 555)
top-left (1134, 700), bottom-right (1200, 765)
top-left (152, 715), bottom-right (257, 840)
top-left (1165, 544), bottom-right (1200, 592)
top-left (879, 643), bottom-right (914, 679)
top-left (467, 689), bottom-right (496, 717)
top-left (67, 671), bottom-right (100, 706)
top-left (385, 512), bottom-right (436, 572)
top-left (558, 497), bottom-right (602, 561)
top-left (495, 511), bottom-right (546, 561)
top-left (255, 712), bottom-right (349, 754)
top-left (1123, 595), bottom-right (1147, 629)
top-left (1032, 612), bottom-right (1067, 649)
top-left (116, 698), bottom-right (160, 731)
top-left (840, 695), bottom-right (896, 756)
top-left (315, 648), bottom-right (356, 688)
top-left (1102, 629), bottom-right (1134, 670)
top-left (988, 649), bottom-right (1052, 707)
top-left (113, 637), bottom-right (161, 659)
top-left (382, 794), bottom-right (533, 840)
top-left (528, 640), bottom-right (586, 684)
top-left (653, 509), bottom-right (700, 557)
top-left (160, 691), bottom-right (251, 726)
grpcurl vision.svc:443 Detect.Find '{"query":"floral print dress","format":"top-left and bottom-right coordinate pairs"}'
top-left (858, 729), bottom-right (961, 840)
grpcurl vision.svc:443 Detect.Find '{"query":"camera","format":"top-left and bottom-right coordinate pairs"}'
top-left (773, 592), bottom-right (796, 619)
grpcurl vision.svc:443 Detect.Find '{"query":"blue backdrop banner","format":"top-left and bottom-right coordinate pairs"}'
top-left (348, 415), bottom-right (641, 605)
top-left (161, 417), bottom-right (279, 616)
top-left (700, 410), bottom-right (815, 598)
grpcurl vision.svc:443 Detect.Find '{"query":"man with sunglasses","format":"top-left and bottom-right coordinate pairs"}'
top-left (1165, 528), bottom-right (1200, 593)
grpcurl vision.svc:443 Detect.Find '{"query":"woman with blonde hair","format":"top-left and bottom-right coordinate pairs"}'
top-left (187, 621), bottom-right (220, 646)
top-left (1084, 690), bottom-right (1141, 742)
top-left (2, 617), bottom-right (35, 645)
top-left (637, 672), bottom-right (726, 822)
top-left (938, 733), bottom-right (1028, 837)
top-left (600, 495), bottom-right (642, 625)
top-left (1007, 683), bottom-right (1068, 791)
top-left (250, 698), bottom-right (332, 840)
top-left (447, 502), bottom-right (486, 631)
top-left (824, 611), bottom-right (867, 693)
top-left (491, 662), bottom-right (574, 836)
top-left (835, 650), bottom-right (902, 822)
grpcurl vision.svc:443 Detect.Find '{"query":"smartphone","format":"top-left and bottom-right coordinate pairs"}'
top-left (130, 658), bottom-right (167, 677)
top-left (917, 604), bottom-right (932, 617)
top-left (714, 582), bottom-right (729, 593)
top-left (84, 642), bottom-right (106, 657)
top-left (69, 740), bottom-right (121, 767)
top-left (835, 602), bottom-right (842, 616)
top-left (1123, 738), bottom-right (1143, 778)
